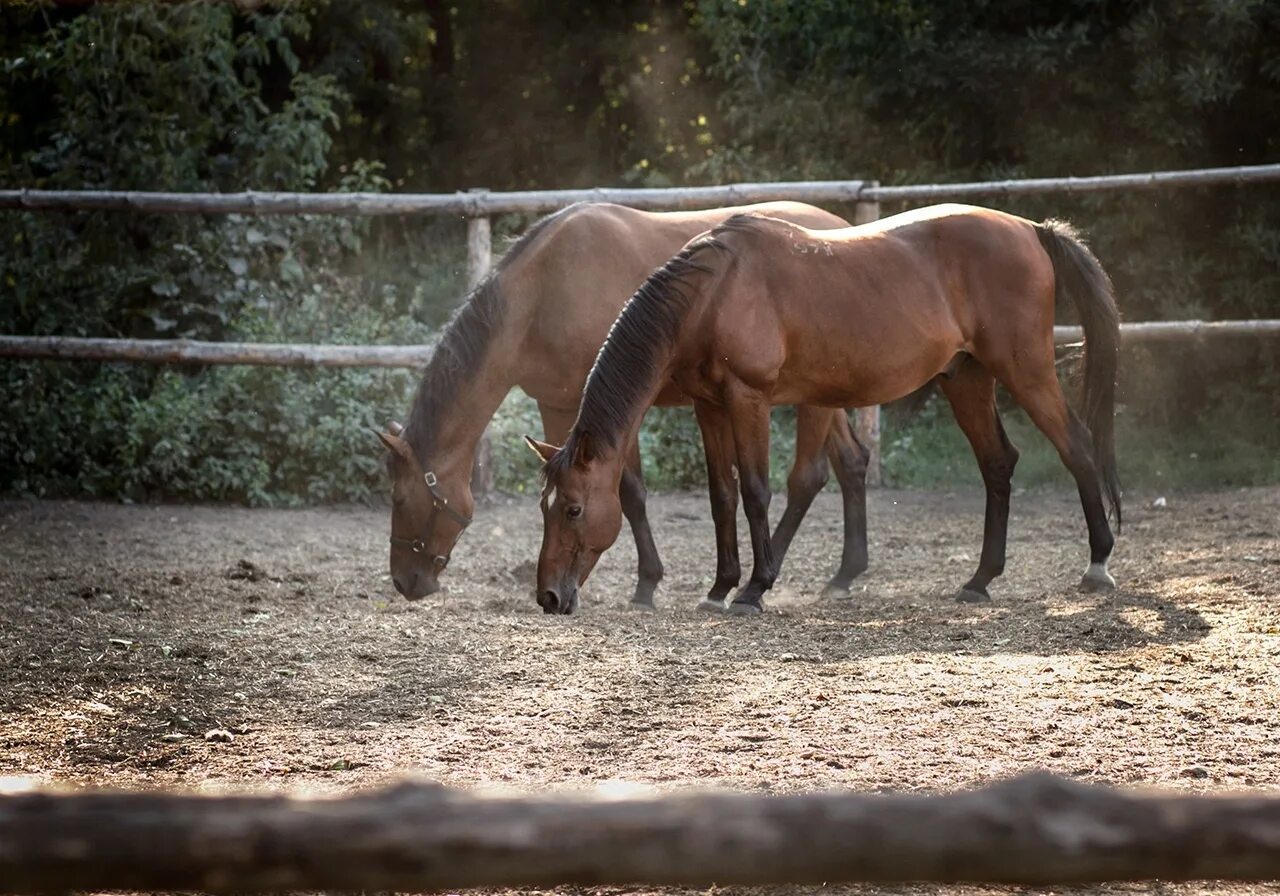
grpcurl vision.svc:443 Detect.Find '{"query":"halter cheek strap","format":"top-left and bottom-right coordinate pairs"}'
top-left (389, 471), bottom-right (472, 569)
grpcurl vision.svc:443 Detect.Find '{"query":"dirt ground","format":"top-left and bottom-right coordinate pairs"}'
top-left (2, 485), bottom-right (1279, 896)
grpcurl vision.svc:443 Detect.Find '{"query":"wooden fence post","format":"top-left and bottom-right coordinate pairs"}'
top-left (466, 212), bottom-right (492, 290)
top-left (853, 184), bottom-right (882, 487)
top-left (465, 195), bottom-right (494, 493)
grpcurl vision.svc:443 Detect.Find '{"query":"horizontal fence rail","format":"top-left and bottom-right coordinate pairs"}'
top-left (3, 771), bottom-right (1280, 893)
top-left (3, 163), bottom-right (1278, 217)
top-left (4, 163), bottom-right (1277, 491)
top-left (1, 321), bottom-right (1276, 368)
top-left (0, 336), bottom-right (436, 368)
top-left (870, 162), bottom-right (1280, 202)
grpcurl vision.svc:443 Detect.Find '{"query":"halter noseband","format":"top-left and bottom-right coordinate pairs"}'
top-left (388, 471), bottom-right (472, 570)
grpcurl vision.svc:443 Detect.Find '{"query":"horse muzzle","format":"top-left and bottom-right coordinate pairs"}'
top-left (393, 570), bottom-right (441, 601)
top-left (537, 586), bottom-right (579, 615)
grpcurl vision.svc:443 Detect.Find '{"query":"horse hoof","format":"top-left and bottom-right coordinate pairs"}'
top-left (1079, 563), bottom-right (1116, 593)
top-left (727, 599), bottom-right (764, 617)
top-left (696, 598), bottom-right (727, 613)
top-left (954, 587), bottom-right (991, 604)
top-left (820, 582), bottom-right (852, 601)
top-left (629, 597), bottom-right (657, 612)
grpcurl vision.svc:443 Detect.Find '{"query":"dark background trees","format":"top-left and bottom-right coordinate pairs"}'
top-left (2, 0), bottom-right (1277, 501)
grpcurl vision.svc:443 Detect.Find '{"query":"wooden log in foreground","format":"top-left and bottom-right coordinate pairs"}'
top-left (0, 320), bottom-right (1276, 369)
top-left (1, 772), bottom-right (1280, 893)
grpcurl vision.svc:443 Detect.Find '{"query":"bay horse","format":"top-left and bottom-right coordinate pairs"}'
top-left (529, 204), bottom-right (1121, 615)
top-left (375, 201), bottom-right (873, 607)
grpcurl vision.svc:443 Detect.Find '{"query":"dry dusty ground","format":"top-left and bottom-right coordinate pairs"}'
top-left (1, 485), bottom-right (1279, 896)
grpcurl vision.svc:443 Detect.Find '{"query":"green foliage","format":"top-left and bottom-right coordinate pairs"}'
top-left (0, 3), bottom-right (444, 504)
top-left (488, 390), bottom-right (545, 495)
top-left (882, 374), bottom-right (1280, 492)
top-left (2, 1), bottom-right (1278, 505)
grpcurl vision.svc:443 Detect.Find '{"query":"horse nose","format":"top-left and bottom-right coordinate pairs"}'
top-left (395, 572), bottom-right (431, 601)
top-left (538, 589), bottom-right (560, 614)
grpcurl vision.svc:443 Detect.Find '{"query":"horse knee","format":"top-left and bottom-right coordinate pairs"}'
top-left (619, 468), bottom-right (648, 517)
top-left (831, 439), bottom-right (869, 485)
top-left (641, 554), bottom-right (665, 584)
top-left (708, 477), bottom-right (737, 515)
top-left (981, 442), bottom-right (1019, 490)
top-left (787, 459), bottom-right (829, 500)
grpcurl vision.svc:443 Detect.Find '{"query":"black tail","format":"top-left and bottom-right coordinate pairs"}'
top-left (1035, 219), bottom-right (1122, 530)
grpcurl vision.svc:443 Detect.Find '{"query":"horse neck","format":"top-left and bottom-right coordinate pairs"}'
top-left (409, 359), bottom-right (514, 484)
top-left (572, 290), bottom-right (699, 463)
top-left (404, 287), bottom-right (526, 483)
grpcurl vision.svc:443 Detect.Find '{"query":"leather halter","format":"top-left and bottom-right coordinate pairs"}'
top-left (388, 471), bottom-right (471, 570)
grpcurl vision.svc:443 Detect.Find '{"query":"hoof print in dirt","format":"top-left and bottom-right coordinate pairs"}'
top-left (227, 559), bottom-right (268, 582)
top-left (955, 587), bottom-right (991, 604)
top-left (508, 559), bottom-right (537, 585)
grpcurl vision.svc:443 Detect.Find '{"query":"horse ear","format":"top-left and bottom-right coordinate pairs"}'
top-left (523, 435), bottom-right (559, 464)
top-left (573, 431), bottom-right (595, 467)
top-left (387, 420), bottom-right (404, 437)
top-left (374, 429), bottom-right (413, 462)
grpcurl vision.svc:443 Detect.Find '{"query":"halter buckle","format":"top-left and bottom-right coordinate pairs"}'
top-left (424, 471), bottom-right (438, 487)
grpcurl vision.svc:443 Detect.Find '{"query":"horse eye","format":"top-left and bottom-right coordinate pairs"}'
top-left (565, 504), bottom-right (583, 520)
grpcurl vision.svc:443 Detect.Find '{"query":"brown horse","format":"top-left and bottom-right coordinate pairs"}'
top-left (375, 200), bottom-right (872, 607)
top-left (530, 204), bottom-right (1121, 615)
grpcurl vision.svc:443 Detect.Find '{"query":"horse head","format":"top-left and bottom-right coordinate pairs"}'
top-left (525, 432), bottom-right (623, 615)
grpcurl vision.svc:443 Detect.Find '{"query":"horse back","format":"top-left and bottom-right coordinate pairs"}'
top-left (503, 201), bottom-right (850, 406)
top-left (693, 206), bottom-right (1055, 405)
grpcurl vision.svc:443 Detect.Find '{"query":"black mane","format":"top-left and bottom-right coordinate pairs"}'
top-left (548, 223), bottom-right (742, 480)
top-left (401, 205), bottom-right (575, 466)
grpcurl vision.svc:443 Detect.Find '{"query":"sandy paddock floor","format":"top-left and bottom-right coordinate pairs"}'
top-left (1, 486), bottom-right (1278, 896)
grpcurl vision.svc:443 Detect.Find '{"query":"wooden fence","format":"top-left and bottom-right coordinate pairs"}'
top-left (2, 320), bottom-right (1276, 367)
top-left (4, 163), bottom-right (1280, 485)
top-left (3, 771), bottom-right (1280, 892)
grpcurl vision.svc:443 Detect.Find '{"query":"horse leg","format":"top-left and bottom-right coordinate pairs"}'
top-left (693, 400), bottom-right (742, 611)
top-left (770, 405), bottom-right (831, 580)
top-left (995, 367), bottom-right (1117, 593)
top-left (538, 402), bottom-right (664, 608)
top-left (937, 360), bottom-right (1020, 603)
top-left (724, 386), bottom-right (777, 616)
top-left (620, 435), bottom-right (664, 608)
top-left (821, 410), bottom-right (870, 597)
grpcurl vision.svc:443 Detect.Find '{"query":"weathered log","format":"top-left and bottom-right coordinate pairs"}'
top-left (1, 772), bottom-right (1279, 893)
top-left (2, 163), bottom-right (1278, 217)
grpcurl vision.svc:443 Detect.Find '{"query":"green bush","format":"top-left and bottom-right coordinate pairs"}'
top-left (2, 1), bottom-right (1277, 506)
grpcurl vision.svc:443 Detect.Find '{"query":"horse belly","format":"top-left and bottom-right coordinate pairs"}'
top-left (775, 327), bottom-right (961, 408)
